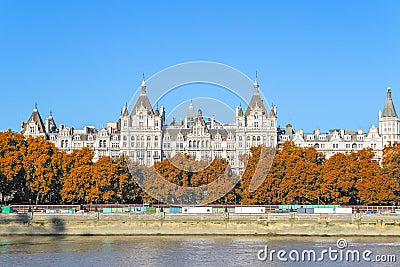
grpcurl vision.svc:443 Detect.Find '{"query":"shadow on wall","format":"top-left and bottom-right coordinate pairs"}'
top-left (0, 213), bottom-right (29, 224)
top-left (50, 217), bottom-right (66, 234)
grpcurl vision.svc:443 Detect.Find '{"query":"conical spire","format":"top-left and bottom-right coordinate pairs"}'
top-left (22, 103), bottom-right (46, 135)
top-left (245, 73), bottom-right (267, 116)
top-left (131, 73), bottom-right (154, 115)
top-left (253, 71), bottom-right (259, 95)
top-left (382, 86), bottom-right (398, 117)
top-left (185, 100), bottom-right (196, 118)
top-left (121, 104), bottom-right (129, 116)
top-left (141, 72), bottom-right (146, 94)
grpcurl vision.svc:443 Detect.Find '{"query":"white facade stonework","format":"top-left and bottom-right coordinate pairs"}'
top-left (21, 77), bottom-right (278, 175)
top-left (21, 78), bottom-right (399, 168)
top-left (277, 87), bottom-right (400, 160)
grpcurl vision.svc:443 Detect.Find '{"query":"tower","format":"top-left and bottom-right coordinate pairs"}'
top-left (21, 103), bottom-right (47, 138)
top-left (379, 87), bottom-right (400, 143)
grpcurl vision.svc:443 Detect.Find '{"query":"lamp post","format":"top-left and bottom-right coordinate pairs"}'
top-left (394, 180), bottom-right (398, 208)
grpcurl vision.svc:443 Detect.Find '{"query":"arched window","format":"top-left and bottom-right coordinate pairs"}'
top-left (314, 143), bottom-right (320, 149)
top-left (189, 140), bottom-right (192, 148)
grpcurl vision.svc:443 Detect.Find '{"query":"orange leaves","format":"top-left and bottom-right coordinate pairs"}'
top-left (24, 136), bottom-right (63, 204)
top-left (0, 131), bottom-right (26, 203)
top-left (240, 143), bottom-right (324, 205)
top-left (2, 129), bottom-right (400, 206)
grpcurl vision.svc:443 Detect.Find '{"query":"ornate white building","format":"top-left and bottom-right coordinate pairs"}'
top-left (21, 76), bottom-right (278, 175)
top-left (21, 75), bottom-right (399, 168)
top-left (277, 87), bottom-right (400, 160)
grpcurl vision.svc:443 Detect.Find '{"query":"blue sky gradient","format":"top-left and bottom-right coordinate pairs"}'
top-left (1, 1), bottom-right (399, 132)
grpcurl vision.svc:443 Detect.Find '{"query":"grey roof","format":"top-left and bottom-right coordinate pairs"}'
top-left (164, 128), bottom-right (191, 141)
top-left (185, 101), bottom-right (196, 118)
top-left (121, 105), bottom-right (129, 116)
top-left (22, 106), bottom-right (46, 134)
top-left (382, 87), bottom-right (398, 117)
top-left (131, 84), bottom-right (154, 115)
top-left (238, 106), bottom-right (244, 116)
top-left (46, 112), bottom-right (58, 133)
top-left (245, 84), bottom-right (267, 116)
top-left (210, 128), bottom-right (228, 140)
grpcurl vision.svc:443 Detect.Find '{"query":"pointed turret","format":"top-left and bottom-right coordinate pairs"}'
top-left (382, 87), bottom-right (398, 117)
top-left (245, 72), bottom-right (267, 116)
top-left (132, 73), bottom-right (154, 115)
top-left (121, 104), bottom-right (129, 116)
top-left (238, 105), bottom-right (244, 116)
top-left (21, 103), bottom-right (47, 137)
top-left (45, 111), bottom-right (58, 133)
top-left (154, 106), bottom-right (160, 116)
top-left (141, 72), bottom-right (146, 94)
top-left (379, 86), bottom-right (399, 140)
top-left (253, 71), bottom-right (259, 94)
top-left (185, 100), bottom-right (196, 118)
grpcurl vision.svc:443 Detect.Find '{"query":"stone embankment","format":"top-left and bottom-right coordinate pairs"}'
top-left (1, 213), bottom-right (400, 236)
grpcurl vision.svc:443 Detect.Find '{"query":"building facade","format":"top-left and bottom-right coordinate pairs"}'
top-left (21, 77), bottom-right (278, 175)
top-left (277, 87), bottom-right (400, 160)
top-left (21, 77), bottom-right (399, 170)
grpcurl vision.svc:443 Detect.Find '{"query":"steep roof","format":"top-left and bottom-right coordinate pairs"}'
top-left (131, 78), bottom-right (154, 115)
top-left (245, 79), bottom-right (267, 116)
top-left (22, 104), bottom-right (46, 134)
top-left (382, 87), bottom-right (398, 117)
top-left (46, 112), bottom-right (58, 133)
top-left (121, 105), bottom-right (129, 116)
top-left (185, 100), bottom-right (196, 118)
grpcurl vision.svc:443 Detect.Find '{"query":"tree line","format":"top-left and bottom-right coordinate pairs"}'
top-left (0, 130), bottom-right (399, 206)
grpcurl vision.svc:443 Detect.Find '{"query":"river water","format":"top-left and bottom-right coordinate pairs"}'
top-left (0, 236), bottom-right (398, 266)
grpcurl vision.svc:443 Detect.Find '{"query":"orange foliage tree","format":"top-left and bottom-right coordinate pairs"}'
top-left (0, 131), bottom-right (26, 204)
top-left (24, 137), bottom-right (63, 204)
top-left (241, 143), bottom-right (324, 205)
top-left (380, 142), bottom-right (400, 205)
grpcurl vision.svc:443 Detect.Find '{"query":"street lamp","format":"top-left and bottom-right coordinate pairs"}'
top-left (394, 180), bottom-right (398, 208)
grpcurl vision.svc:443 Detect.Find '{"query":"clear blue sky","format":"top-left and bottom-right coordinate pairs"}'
top-left (1, 1), bottom-right (399, 133)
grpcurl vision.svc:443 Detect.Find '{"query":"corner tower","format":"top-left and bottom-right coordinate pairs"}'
top-left (379, 87), bottom-right (400, 143)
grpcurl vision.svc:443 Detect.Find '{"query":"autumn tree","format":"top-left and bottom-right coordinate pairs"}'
top-left (60, 147), bottom-right (94, 204)
top-left (114, 156), bottom-right (142, 203)
top-left (0, 131), bottom-right (26, 204)
top-left (380, 142), bottom-right (400, 205)
top-left (241, 143), bottom-right (324, 205)
top-left (24, 137), bottom-right (63, 204)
